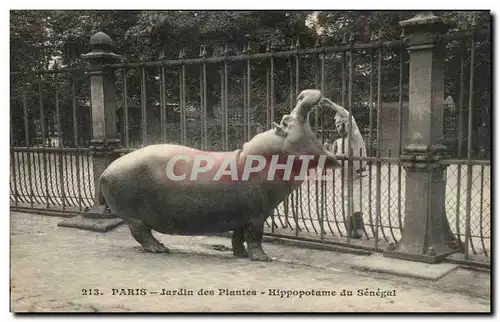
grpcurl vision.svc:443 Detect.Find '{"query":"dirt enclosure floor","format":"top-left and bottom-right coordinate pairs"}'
top-left (10, 212), bottom-right (491, 313)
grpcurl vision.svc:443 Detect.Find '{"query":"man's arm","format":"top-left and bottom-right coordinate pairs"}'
top-left (321, 97), bottom-right (349, 118)
top-left (322, 98), bottom-right (361, 138)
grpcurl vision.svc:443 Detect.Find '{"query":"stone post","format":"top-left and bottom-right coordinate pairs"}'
top-left (58, 32), bottom-right (124, 232)
top-left (383, 12), bottom-right (463, 263)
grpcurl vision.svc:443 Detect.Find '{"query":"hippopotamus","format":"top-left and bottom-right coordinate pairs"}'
top-left (98, 89), bottom-right (341, 261)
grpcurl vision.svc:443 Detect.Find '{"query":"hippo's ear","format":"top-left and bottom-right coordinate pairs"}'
top-left (273, 122), bottom-right (287, 137)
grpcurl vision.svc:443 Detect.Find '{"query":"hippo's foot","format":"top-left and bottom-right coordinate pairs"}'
top-left (243, 219), bottom-right (271, 261)
top-left (126, 219), bottom-right (170, 254)
top-left (143, 243), bottom-right (170, 253)
top-left (247, 243), bottom-right (272, 262)
top-left (231, 227), bottom-right (249, 258)
top-left (233, 248), bottom-right (249, 258)
top-left (233, 248), bottom-right (248, 258)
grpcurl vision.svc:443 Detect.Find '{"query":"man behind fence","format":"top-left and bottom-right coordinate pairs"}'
top-left (322, 99), bottom-right (368, 239)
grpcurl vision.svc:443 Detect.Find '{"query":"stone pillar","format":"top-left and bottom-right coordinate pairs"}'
top-left (58, 32), bottom-right (124, 232)
top-left (82, 32), bottom-right (122, 217)
top-left (383, 12), bottom-right (463, 263)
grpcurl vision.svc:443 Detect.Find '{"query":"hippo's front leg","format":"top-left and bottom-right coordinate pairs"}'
top-left (244, 219), bottom-right (272, 262)
top-left (231, 227), bottom-right (249, 258)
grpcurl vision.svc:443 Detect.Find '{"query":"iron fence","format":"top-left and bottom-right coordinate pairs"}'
top-left (10, 19), bottom-right (491, 268)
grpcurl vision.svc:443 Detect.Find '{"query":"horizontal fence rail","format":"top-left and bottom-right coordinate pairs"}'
top-left (10, 21), bottom-right (491, 269)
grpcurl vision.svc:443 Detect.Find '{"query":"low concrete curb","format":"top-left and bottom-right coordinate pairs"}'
top-left (350, 253), bottom-right (459, 281)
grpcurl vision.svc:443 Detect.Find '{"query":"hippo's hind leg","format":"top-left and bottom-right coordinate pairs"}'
top-left (126, 219), bottom-right (170, 253)
top-left (231, 227), bottom-right (248, 258)
top-left (244, 219), bottom-right (272, 262)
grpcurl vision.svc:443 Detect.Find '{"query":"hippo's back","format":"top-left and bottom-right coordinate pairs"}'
top-left (100, 144), bottom-right (195, 211)
top-left (99, 144), bottom-right (266, 234)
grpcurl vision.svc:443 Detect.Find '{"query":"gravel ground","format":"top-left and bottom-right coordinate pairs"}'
top-left (10, 212), bottom-right (491, 313)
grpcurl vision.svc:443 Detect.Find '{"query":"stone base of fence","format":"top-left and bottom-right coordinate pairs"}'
top-left (350, 253), bottom-right (459, 281)
top-left (57, 203), bottom-right (125, 233)
top-left (57, 214), bottom-right (125, 233)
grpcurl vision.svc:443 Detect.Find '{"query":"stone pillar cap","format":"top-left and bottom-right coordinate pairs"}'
top-left (399, 12), bottom-right (441, 27)
top-left (399, 11), bottom-right (449, 34)
top-left (82, 31), bottom-right (122, 61)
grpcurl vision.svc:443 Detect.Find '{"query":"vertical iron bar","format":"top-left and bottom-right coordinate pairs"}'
top-left (295, 41), bottom-right (300, 99)
top-left (16, 151), bottom-right (25, 204)
top-left (22, 78), bottom-right (29, 147)
top-left (397, 44), bottom-right (404, 231)
top-left (270, 50), bottom-right (275, 124)
top-left (295, 40), bottom-right (308, 234)
top-left (86, 148), bottom-right (94, 207)
top-left (11, 150), bottom-right (19, 206)
top-left (457, 40), bottom-right (466, 158)
top-left (46, 77), bottom-right (57, 206)
top-left (10, 94), bottom-right (18, 206)
top-left (75, 147), bottom-right (83, 211)
top-left (201, 47), bottom-right (208, 150)
top-left (314, 50), bottom-right (320, 133)
top-left (38, 74), bottom-right (46, 147)
top-left (224, 55), bottom-right (229, 151)
top-left (368, 43), bottom-right (375, 236)
top-left (289, 56), bottom-right (294, 109)
top-left (287, 55), bottom-right (294, 231)
top-left (341, 53), bottom-right (346, 107)
top-left (68, 149), bottom-right (77, 208)
top-left (38, 74), bottom-right (50, 208)
top-left (36, 149), bottom-right (45, 204)
top-left (58, 148), bottom-right (66, 209)
top-left (367, 60), bottom-right (375, 236)
top-left (346, 34), bottom-right (354, 244)
top-left (464, 19), bottom-right (476, 260)
top-left (17, 150), bottom-right (29, 204)
top-left (454, 42), bottom-right (466, 239)
top-left (160, 62), bottom-right (167, 143)
top-left (22, 77), bottom-right (34, 207)
top-left (360, 148), bottom-right (369, 239)
top-left (242, 57), bottom-right (247, 142)
top-left (331, 162), bottom-right (342, 236)
top-left (266, 59), bottom-right (270, 130)
top-left (179, 51), bottom-right (187, 146)
top-left (72, 73), bottom-right (79, 146)
top-left (369, 45), bottom-right (374, 157)
top-left (320, 48), bottom-right (326, 239)
top-left (268, 55), bottom-right (273, 233)
top-left (247, 49), bottom-right (252, 139)
top-left (314, 49), bottom-right (321, 238)
top-left (55, 71), bottom-right (65, 209)
top-left (220, 58), bottom-right (226, 150)
top-left (375, 42), bottom-right (383, 248)
top-left (340, 50), bottom-right (346, 236)
top-left (72, 74), bottom-right (82, 210)
top-left (454, 42), bottom-right (467, 241)
top-left (289, 51), bottom-right (298, 236)
top-left (48, 150), bottom-right (56, 206)
top-left (122, 68), bottom-right (129, 149)
top-left (199, 60), bottom-right (203, 148)
top-left (386, 149), bottom-right (397, 241)
top-left (141, 66), bottom-right (147, 147)
top-left (454, 164), bottom-right (463, 239)
top-left (479, 165), bottom-right (487, 257)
